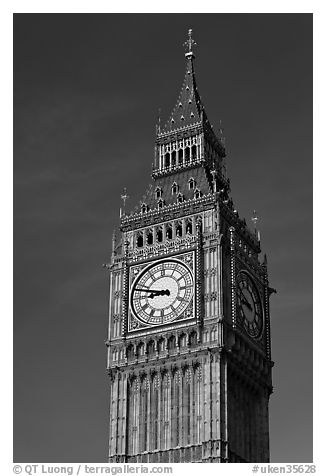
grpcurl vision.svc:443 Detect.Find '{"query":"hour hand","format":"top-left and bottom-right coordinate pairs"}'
top-left (148, 289), bottom-right (170, 298)
top-left (135, 288), bottom-right (170, 298)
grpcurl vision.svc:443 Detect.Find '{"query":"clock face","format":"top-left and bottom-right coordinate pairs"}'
top-left (130, 259), bottom-right (194, 326)
top-left (236, 272), bottom-right (263, 338)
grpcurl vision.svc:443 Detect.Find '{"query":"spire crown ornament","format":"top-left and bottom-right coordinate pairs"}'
top-left (120, 187), bottom-right (129, 217)
top-left (251, 210), bottom-right (258, 229)
top-left (183, 28), bottom-right (197, 58)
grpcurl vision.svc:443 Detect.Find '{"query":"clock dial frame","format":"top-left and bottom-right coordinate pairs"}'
top-left (236, 271), bottom-right (263, 339)
top-left (130, 258), bottom-right (194, 327)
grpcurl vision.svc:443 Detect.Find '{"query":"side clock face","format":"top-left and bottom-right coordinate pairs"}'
top-left (130, 259), bottom-right (194, 326)
top-left (236, 272), bottom-right (263, 338)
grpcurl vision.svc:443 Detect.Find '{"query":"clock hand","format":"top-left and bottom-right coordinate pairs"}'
top-left (135, 288), bottom-right (161, 293)
top-left (135, 288), bottom-right (169, 294)
top-left (241, 299), bottom-right (253, 312)
top-left (239, 289), bottom-right (252, 309)
top-left (135, 288), bottom-right (170, 298)
top-left (148, 290), bottom-right (170, 299)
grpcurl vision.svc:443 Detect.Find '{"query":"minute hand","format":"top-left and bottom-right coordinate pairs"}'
top-left (239, 289), bottom-right (253, 310)
top-left (135, 288), bottom-right (165, 293)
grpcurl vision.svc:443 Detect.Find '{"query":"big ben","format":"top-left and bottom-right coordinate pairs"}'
top-left (105, 29), bottom-right (273, 463)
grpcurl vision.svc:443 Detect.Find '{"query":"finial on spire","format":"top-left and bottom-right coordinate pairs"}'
top-left (219, 119), bottom-right (226, 145)
top-left (120, 187), bottom-right (129, 217)
top-left (183, 28), bottom-right (197, 58)
top-left (111, 229), bottom-right (117, 259)
top-left (251, 210), bottom-right (261, 241)
top-left (211, 169), bottom-right (217, 193)
top-left (157, 107), bottom-right (161, 133)
top-left (251, 210), bottom-right (258, 229)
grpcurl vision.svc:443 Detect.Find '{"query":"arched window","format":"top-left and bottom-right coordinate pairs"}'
top-left (147, 340), bottom-right (155, 357)
top-left (173, 372), bottom-right (181, 446)
top-left (191, 144), bottom-right (197, 160)
top-left (165, 152), bottom-right (170, 168)
top-left (156, 227), bottom-right (163, 242)
top-left (152, 375), bottom-right (160, 450)
top-left (188, 177), bottom-right (196, 190)
top-left (127, 344), bottom-right (134, 360)
top-left (167, 335), bottom-right (176, 351)
top-left (172, 182), bottom-right (178, 195)
top-left (178, 148), bottom-right (183, 164)
top-left (137, 342), bottom-right (145, 357)
top-left (136, 233), bottom-right (143, 248)
top-left (166, 224), bottom-right (173, 240)
top-left (158, 338), bottom-right (165, 353)
top-left (189, 331), bottom-right (197, 346)
top-left (158, 198), bottom-right (164, 209)
top-left (146, 229), bottom-right (153, 245)
top-left (186, 219), bottom-right (193, 234)
top-left (171, 150), bottom-right (176, 167)
top-left (162, 374), bottom-right (169, 449)
top-left (176, 222), bottom-right (182, 237)
top-left (194, 188), bottom-right (202, 199)
top-left (177, 192), bottom-right (184, 203)
top-left (140, 379), bottom-right (149, 452)
top-left (141, 203), bottom-right (148, 214)
top-left (185, 147), bottom-right (190, 164)
top-left (185, 369), bottom-right (192, 445)
top-left (155, 187), bottom-right (162, 199)
top-left (179, 333), bottom-right (187, 348)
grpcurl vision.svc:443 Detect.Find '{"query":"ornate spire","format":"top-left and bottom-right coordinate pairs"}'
top-left (183, 28), bottom-right (197, 58)
top-left (159, 29), bottom-right (204, 135)
top-left (154, 28), bottom-right (226, 178)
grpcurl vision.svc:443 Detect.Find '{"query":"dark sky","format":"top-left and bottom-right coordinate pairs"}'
top-left (14, 14), bottom-right (312, 462)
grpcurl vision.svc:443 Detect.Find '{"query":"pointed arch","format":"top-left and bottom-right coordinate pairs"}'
top-left (171, 182), bottom-right (178, 195)
top-left (175, 221), bottom-right (183, 237)
top-left (179, 333), bottom-right (187, 348)
top-left (136, 231), bottom-right (144, 248)
top-left (177, 192), bottom-right (184, 203)
top-left (155, 187), bottom-right (162, 199)
top-left (171, 150), bottom-right (176, 167)
top-left (146, 228), bottom-right (153, 245)
top-left (141, 203), bottom-right (148, 213)
top-left (156, 226), bottom-right (163, 242)
top-left (147, 340), bottom-right (156, 357)
top-left (167, 335), bottom-right (176, 351)
top-left (166, 223), bottom-right (173, 240)
top-left (185, 146), bottom-right (190, 164)
top-left (178, 148), bottom-right (183, 165)
top-left (191, 144), bottom-right (197, 160)
top-left (185, 218), bottom-right (193, 234)
top-left (188, 177), bottom-right (196, 190)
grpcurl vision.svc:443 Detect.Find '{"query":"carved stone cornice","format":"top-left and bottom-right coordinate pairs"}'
top-left (120, 194), bottom-right (216, 232)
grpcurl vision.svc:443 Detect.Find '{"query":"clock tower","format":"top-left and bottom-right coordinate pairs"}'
top-left (106, 30), bottom-right (273, 463)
